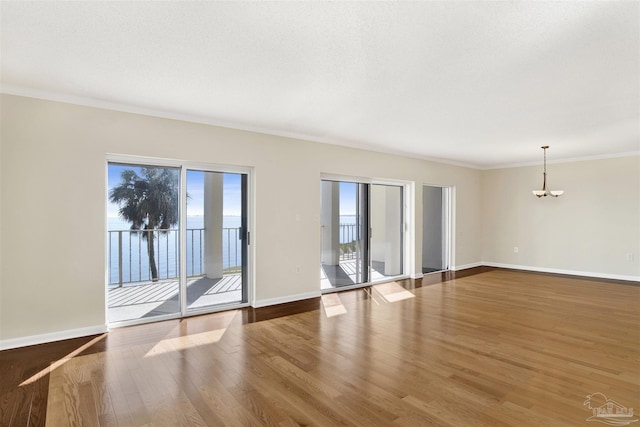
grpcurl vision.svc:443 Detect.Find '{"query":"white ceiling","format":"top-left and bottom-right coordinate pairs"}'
top-left (1, 1), bottom-right (638, 169)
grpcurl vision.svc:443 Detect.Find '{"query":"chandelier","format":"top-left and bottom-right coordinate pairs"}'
top-left (532, 146), bottom-right (564, 198)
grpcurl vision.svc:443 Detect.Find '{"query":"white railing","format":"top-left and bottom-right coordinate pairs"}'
top-left (339, 223), bottom-right (357, 260)
top-left (107, 227), bottom-right (241, 286)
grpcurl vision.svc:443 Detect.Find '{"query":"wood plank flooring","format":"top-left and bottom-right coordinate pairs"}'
top-left (1, 268), bottom-right (638, 426)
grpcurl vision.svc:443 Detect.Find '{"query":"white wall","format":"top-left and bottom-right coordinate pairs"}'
top-left (0, 94), bottom-right (483, 346)
top-left (481, 156), bottom-right (640, 279)
top-left (4, 94), bottom-right (634, 348)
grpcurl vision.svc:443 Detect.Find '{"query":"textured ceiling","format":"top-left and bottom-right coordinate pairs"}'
top-left (1, 1), bottom-right (638, 168)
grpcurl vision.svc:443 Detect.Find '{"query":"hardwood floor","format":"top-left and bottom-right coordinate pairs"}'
top-left (1, 268), bottom-right (638, 426)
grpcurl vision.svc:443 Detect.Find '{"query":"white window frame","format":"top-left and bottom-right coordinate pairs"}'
top-left (320, 173), bottom-right (412, 292)
top-left (105, 154), bottom-right (254, 327)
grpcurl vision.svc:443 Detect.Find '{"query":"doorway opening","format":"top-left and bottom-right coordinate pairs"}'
top-left (422, 185), bottom-right (451, 274)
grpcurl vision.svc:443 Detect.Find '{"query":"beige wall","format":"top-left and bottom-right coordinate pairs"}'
top-left (481, 156), bottom-right (640, 278)
top-left (2, 94), bottom-right (637, 347)
top-left (0, 94), bottom-right (482, 344)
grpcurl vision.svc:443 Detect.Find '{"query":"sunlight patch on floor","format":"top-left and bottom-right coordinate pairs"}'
top-left (145, 329), bottom-right (227, 357)
top-left (321, 293), bottom-right (348, 317)
top-left (145, 310), bottom-right (238, 357)
top-left (20, 334), bottom-right (107, 386)
top-left (373, 282), bottom-right (415, 303)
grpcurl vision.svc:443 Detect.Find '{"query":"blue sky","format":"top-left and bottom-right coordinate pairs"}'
top-left (339, 181), bottom-right (357, 216)
top-left (108, 165), bottom-right (357, 219)
top-left (107, 164), bottom-right (242, 218)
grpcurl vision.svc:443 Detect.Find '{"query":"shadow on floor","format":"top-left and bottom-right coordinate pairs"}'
top-left (321, 264), bottom-right (355, 288)
top-left (143, 276), bottom-right (222, 317)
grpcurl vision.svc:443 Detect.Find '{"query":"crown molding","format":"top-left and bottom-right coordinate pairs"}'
top-left (484, 151), bottom-right (640, 170)
top-left (2, 85), bottom-right (636, 171)
top-left (1, 85), bottom-right (483, 169)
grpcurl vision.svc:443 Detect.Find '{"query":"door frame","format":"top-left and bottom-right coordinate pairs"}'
top-left (422, 184), bottom-right (453, 274)
top-left (320, 174), bottom-right (412, 293)
top-left (105, 154), bottom-right (254, 327)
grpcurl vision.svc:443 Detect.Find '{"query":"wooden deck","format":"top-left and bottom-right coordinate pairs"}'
top-left (108, 275), bottom-right (242, 323)
top-left (108, 275), bottom-right (242, 308)
top-left (321, 259), bottom-right (391, 289)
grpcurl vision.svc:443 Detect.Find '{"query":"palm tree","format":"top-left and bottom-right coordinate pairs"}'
top-left (109, 167), bottom-right (179, 282)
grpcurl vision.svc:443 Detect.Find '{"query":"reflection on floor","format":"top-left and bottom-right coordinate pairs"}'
top-left (321, 260), bottom-right (399, 290)
top-left (321, 293), bottom-right (348, 317)
top-left (372, 281), bottom-right (415, 303)
top-left (320, 281), bottom-right (415, 317)
top-left (108, 274), bottom-right (241, 323)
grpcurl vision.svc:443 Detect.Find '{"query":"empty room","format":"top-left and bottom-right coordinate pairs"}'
top-left (1, 1), bottom-right (638, 426)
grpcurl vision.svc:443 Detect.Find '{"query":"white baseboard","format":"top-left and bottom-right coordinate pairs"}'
top-left (3, 263), bottom-right (634, 351)
top-left (410, 272), bottom-right (424, 279)
top-left (0, 324), bottom-right (108, 351)
top-left (483, 262), bottom-right (640, 282)
top-left (451, 262), bottom-right (484, 271)
top-left (253, 291), bottom-right (321, 308)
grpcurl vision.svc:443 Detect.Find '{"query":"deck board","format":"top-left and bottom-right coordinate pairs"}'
top-left (108, 275), bottom-right (242, 308)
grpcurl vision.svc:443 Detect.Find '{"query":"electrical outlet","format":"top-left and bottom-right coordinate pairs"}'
top-left (295, 265), bottom-right (301, 273)
top-left (626, 253), bottom-right (634, 262)
top-left (513, 247), bottom-right (519, 253)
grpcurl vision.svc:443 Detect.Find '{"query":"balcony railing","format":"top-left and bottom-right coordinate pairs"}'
top-left (107, 227), bottom-right (242, 287)
top-left (320, 223), bottom-right (359, 261)
top-left (339, 223), bottom-right (357, 260)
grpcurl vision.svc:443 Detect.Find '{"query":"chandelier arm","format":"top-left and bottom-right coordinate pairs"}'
top-left (542, 146), bottom-right (548, 193)
top-left (532, 145), bottom-right (562, 198)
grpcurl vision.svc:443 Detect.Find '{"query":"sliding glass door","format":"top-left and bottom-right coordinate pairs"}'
top-left (320, 178), bottom-right (406, 290)
top-left (320, 180), bottom-right (369, 289)
top-left (107, 163), bottom-right (182, 322)
top-left (370, 184), bottom-right (403, 280)
top-left (185, 170), bottom-right (248, 312)
top-left (107, 160), bottom-right (250, 325)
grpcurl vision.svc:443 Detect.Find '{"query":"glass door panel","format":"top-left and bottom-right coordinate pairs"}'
top-left (320, 180), bottom-right (369, 289)
top-left (107, 163), bottom-right (181, 323)
top-left (186, 170), bottom-right (247, 311)
top-left (370, 184), bottom-right (403, 280)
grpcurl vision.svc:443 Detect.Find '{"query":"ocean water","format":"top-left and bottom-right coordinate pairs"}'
top-left (107, 216), bottom-right (242, 284)
top-left (107, 215), bottom-right (358, 285)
